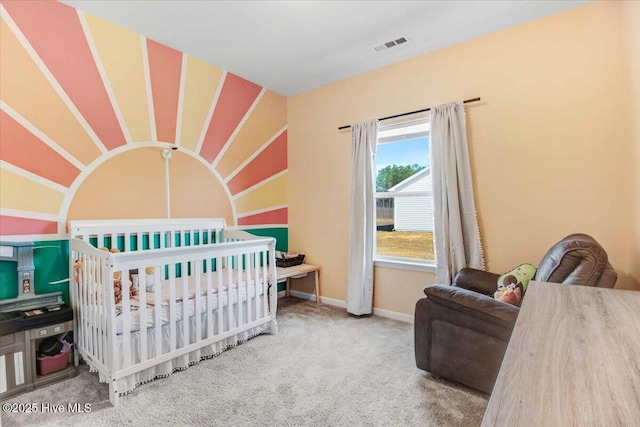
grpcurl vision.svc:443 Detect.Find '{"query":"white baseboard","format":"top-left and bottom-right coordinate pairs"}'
top-left (372, 307), bottom-right (414, 324)
top-left (286, 290), bottom-right (412, 323)
top-left (288, 290), bottom-right (322, 304)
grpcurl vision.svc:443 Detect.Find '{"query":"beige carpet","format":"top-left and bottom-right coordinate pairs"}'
top-left (2, 298), bottom-right (488, 426)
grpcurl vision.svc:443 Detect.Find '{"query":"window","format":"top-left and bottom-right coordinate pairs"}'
top-left (375, 117), bottom-right (435, 269)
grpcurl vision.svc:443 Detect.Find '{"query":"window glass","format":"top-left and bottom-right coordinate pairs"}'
top-left (375, 118), bottom-right (435, 263)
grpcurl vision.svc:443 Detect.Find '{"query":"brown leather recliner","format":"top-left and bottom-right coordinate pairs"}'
top-left (414, 233), bottom-right (617, 394)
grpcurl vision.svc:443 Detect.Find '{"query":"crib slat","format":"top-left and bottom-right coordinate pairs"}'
top-left (124, 232), bottom-right (131, 252)
top-left (195, 260), bottom-right (202, 343)
top-left (82, 257), bottom-right (91, 362)
top-left (217, 260), bottom-right (223, 335)
top-left (138, 267), bottom-right (148, 363)
top-left (169, 264), bottom-right (176, 352)
top-left (121, 267), bottom-right (132, 369)
top-left (89, 258), bottom-right (97, 358)
top-left (236, 255), bottom-right (243, 330)
top-left (253, 252), bottom-right (259, 322)
top-left (101, 264), bottom-right (108, 366)
top-left (246, 252), bottom-right (252, 324)
top-left (107, 258), bottom-right (118, 376)
top-left (92, 257), bottom-right (99, 362)
top-left (226, 258), bottom-right (233, 336)
top-left (93, 260), bottom-right (101, 367)
top-left (154, 267), bottom-right (162, 358)
top-left (262, 252), bottom-right (269, 319)
top-left (182, 261), bottom-right (189, 349)
top-left (206, 264), bottom-right (213, 339)
top-left (79, 256), bottom-right (87, 355)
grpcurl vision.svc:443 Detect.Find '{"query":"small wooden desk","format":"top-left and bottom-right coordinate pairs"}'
top-left (276, 264), bottom-right (320, 303)
top-left (482, 281), bottom-right (640, 426)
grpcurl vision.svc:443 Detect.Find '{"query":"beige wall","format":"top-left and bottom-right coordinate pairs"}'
top-left (621, 0), bottom-right (640, 295)
top-left (288, 1), bottom-right (640, 316)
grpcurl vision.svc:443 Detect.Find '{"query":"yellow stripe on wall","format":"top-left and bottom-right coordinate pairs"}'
top-left (216, 90), bottom-right (287, 178)
top-left (0, 168), bottom-right (65, 214)
top-left (179, 55), bottom-right (224, 152)
top-left (84, 14), bottom-right (151, 142)
top-left (234, 173), bottom-right (288, 214)
top-left (0, 18), bottom-right (101, 165)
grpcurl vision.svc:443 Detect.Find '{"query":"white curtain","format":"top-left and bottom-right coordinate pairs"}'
top-left (431, 101), bottom-right (485, 285)
top-left (347, 120), bottom-right (378, 315)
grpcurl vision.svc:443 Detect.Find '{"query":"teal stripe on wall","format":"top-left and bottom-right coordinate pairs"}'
top-left (243, 227), bottom-right (288, 252)
top-left (0, 227), bottom-right (289, 304)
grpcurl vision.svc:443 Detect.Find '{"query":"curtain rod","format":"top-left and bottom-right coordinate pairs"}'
top-left (337, 97), bottom-right (481, 131)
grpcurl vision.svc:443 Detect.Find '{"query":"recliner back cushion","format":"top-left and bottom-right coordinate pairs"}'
top-left (535, 233), bottom-right (608, 287)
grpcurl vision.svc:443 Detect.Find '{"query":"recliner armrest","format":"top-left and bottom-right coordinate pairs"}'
top-left (452, 268), bottom-right (501, 296)
top-left (423, 284), bottom-right (519, 327)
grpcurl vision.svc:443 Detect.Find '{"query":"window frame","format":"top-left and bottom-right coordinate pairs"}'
top-left (374, 117), bottom-right (436, 273)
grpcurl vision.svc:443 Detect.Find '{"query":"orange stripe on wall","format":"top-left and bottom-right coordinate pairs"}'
top-left (200, 73), bottom-right (262, 163)
top-left (3, 0), bottom-right (126, 150)
top-left (0, 111), bottom-right (80, 187)
top-left (238, 208), bottom-right (288, 226)
top-left (0, 17), bottom-right (102, 166)
top-left (215, 90), bottom-right (287, 178)
top-left (0, 215), bottom-right (57, 236)
top-left (147, 39), bottom-right (182, 143)
top-left (227, 131), bottom-right (287, 195)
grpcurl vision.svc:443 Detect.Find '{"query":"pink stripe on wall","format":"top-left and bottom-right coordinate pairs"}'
top-left (237, 208), bottom-right (288, 226)
top-left (3, 0), bottom-right (126, 150)
top-left (227, 131), bottom-right (287, 195)
top-left (200, 73), bottom-right (262, 163)
top-left (0, 111), bottom-right (80, 187)
top-left (147, 40), bottom-right (182, 143)
top-left (0, 216), bottom-right (58, 236)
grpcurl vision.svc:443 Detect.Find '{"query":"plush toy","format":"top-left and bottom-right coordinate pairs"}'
top-left (73, 260), bottom-right (83, 283)
top-left (494, 263), bottom-right (536, 306)
top-left (99, 247), bottom-right (138, 304)
top-left (140, 266), bottom-right (156, 291)
top-left (494, 283), bottom-right (522, 306)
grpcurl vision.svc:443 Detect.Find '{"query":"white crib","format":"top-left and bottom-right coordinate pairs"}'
top-left (68, 218), bottom-right (277, 405)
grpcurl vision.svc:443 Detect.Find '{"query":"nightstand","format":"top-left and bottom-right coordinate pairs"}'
top-left (276, 264), bottom-right (321, 303)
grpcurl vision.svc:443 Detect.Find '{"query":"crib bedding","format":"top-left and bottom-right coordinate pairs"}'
top-left (112, 284), bottom-right (263, 334)
top-left (104, 269), bottom-right (266, 334)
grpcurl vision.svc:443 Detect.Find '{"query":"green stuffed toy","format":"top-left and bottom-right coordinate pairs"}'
top-left (494, 263), bottom-right (537, 306)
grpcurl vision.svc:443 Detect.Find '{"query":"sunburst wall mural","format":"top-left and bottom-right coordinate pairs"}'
top-left (0, 0), bottom-right (288, 246)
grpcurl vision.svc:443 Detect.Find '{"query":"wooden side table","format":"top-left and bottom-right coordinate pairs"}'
top-left (276, 264), bottom-right (321, 303)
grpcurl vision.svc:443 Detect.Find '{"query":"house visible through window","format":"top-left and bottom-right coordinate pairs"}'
top-left (375, 117), bottom-right (435, 266)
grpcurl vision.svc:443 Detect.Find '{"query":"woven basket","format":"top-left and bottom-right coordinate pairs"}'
top-left (276, 254), bottom-right (305, 268)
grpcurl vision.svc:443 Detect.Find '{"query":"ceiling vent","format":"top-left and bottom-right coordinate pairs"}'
top-left (374, 37), bottom-right (408, 52)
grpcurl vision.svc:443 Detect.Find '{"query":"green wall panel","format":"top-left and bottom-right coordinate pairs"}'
top-left (244, 227), bottom-right (288, 252)
top-left (243, 227), bottom-right (288, 291)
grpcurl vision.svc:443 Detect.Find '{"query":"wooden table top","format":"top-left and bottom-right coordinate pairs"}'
top-left (482, 281), bottom-right (640, 426)
top-left (275, 263), bottom-right (319, 280)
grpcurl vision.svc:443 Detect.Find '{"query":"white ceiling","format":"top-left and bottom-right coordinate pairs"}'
top-left (61, 0), bottom-right (592, 97)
